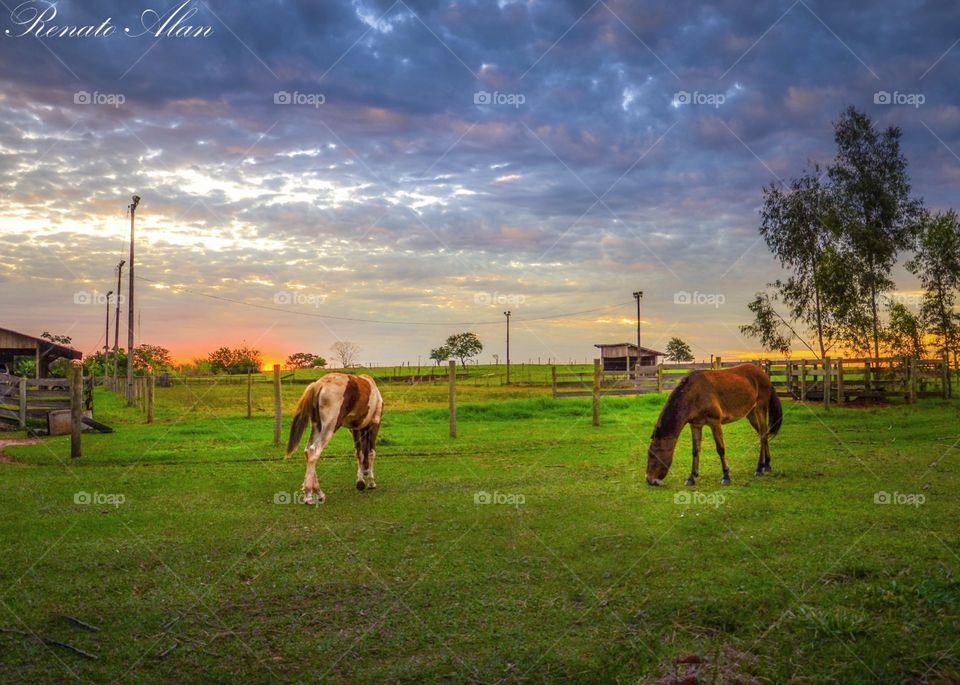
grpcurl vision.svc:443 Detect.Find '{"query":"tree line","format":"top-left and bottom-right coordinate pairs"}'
top-left (741, 106), bottom-right (960, 364)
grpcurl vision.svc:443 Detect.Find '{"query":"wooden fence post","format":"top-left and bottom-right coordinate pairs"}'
top-left (942, 351), bottom-right (951, 399)
top-left (18, 377), bottom-right (26, 429)
top-left (800, 360), bottom-right (807, 402)
top-left (592, 358), bottom-right (600, 427)
top-left (448, 360), bottom-right (457, 438)
top-left (656, 363), bottom-right (663, 393)
top-left (715, 356), bottom-right (722, 369)
top-left (823, 357), bottom-right (831, 410)
top-left (273, 364), bottom-right (281, 446)
top-left (246, 371), bottom-right (252, 418)
top-left (70, 363), bottom-right (82, 459)
top-left (551, 366), bottom-right (557, 399)
top-left (147, 375), bottom-right (155, 423)
top-left (836, 359), bottom-right (845, 404)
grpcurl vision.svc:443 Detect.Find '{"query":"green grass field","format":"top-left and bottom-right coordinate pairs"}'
top-left (1, 372), bottom-right (959, 683)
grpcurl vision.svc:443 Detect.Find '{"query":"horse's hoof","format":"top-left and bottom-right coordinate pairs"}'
top-left (721, 477), bottom-right (731, 486)
top-left (356, 480), bottom-right (366, 491)
top-left (367, 481), bottom-right (377, 490)
top-left (754, 469), bottom-right (764, 477)
top-left (763, 465), bottom-right (772, 473)
top-left (684, 477), bottom-right (696, 486)
top-left (646, 478), bottom-right (661, 487)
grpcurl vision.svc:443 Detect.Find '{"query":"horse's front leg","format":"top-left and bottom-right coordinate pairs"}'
top-left (685, 424), bottom-right (702, 486)
top-left (352, 429), bottom-right (367, 491)
top-left (710, 422), bottom-right (730, 485)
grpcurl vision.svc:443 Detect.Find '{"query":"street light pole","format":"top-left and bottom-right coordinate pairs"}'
top-left (126, 195), bottom-right (140, 405)
top-left (504, 310), bottom-right (511, 385)
top-left (633, 291), bottom-right (643, 374)
top-left (113, 259), bottom-right (124, 388)
top-left (103, 290), bottom-right (113, 386)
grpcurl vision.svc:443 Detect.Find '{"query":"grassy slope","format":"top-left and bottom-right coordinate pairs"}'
top-left (0, 379), bottom-right (958, 684)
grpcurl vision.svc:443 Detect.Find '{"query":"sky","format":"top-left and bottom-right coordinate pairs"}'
top-left (1, 0), bottom-right (958, 367)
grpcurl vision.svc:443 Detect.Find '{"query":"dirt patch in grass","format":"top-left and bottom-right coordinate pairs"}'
top-left (0, 438), bottom-right (38, 463)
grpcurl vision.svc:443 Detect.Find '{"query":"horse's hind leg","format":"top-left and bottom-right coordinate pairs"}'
top-left (352, 430), bottom-right (367, 491)
top-left (709, 422), bottom-right (730, 485)
top-left (303, 423), bottom-right (335, 505)
top-left (364, 421), bottom-right (381, 489)
top-left (746, 410), bottom-right (769, 476)
top-left (685, 424), bottom-right (703, 486)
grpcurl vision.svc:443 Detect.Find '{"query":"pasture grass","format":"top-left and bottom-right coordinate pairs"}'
top-left (1, 375), bottom-right (958, 683)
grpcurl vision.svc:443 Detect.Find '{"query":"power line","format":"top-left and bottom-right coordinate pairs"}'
top-left (134, 275), bottom-right (632, 327)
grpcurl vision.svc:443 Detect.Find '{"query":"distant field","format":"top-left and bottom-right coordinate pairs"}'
top-left (1, 373), bottom-right (958, 683)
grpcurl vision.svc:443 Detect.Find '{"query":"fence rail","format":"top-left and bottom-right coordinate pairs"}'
top-left (0, 373), bottom-right (93, 428)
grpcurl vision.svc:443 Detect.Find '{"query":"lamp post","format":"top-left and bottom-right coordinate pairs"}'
top-left (103, 290), bottom-right (113, 385)
top-left (126, 195), bottom-right (140, 405)
top-left (633, 291), bottom-right (643, 374)
top-left (504, 310), bottom-right (511, 385)
top-left (113, 259), bottom-right (124, 388)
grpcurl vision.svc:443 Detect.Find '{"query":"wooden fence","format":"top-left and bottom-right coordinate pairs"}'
top-left (0, 373), bottom-right (93, 428)
top-left (553, 355), bottom-right (953, 405)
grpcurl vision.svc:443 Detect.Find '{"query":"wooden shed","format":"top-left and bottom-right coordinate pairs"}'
top-left (594, 343), bottom-right (664, 372)
top-left (0, 327), bottom-right (82, 377)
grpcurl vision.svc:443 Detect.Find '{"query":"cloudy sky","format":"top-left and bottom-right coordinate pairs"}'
top-left (2, 0), bottom-right (958, 366)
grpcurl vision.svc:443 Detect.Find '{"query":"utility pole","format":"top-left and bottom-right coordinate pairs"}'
top-left (633, 291), bottom-right (643, 373)
top-left (126, 195), bottom-right (140, 405)
top-left (504, 310), bottom-right (511, 385)
top-left (113, 259), bottom-right (124, 388)
top-left (103, 290), bottom-right (113, 385)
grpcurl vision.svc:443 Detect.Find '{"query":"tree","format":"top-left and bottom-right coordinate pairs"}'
top-left (445, 332), bottom-right (482, 367)
top-left (740, 292), bottom-right (793, 356)
top-left (883, 301), bottom-right (925, 359)
top-left (906, 210), bottom-right (960, 362)
top-left (429, 345), bottom-right (451, 366)
top-left (40, 332), bottom-right (72, 346)
top-left (208, 345), bottom-right (263, 374)
top-left (134, 344), bottom-right (172, 373)
top-left (330, 341), bottom-right (360, 368)
top-left (757, 167), bottom-right (847, 359)
top-left (828, 106), bottom-right (924, 357)
top-left (287, 352), bottom-right (325, 369)
top-left (664, 337), bottom-right (694, 364)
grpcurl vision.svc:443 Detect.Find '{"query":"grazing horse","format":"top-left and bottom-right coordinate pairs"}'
top-left (285, 373), bottom-right (383, 504)
top-left (645, 364), bottom-right (782, 487)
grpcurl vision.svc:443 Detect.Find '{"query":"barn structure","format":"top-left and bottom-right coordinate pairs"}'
top-left (0, 327), bottom-right (82, 377)
top-left (594, 343), bottom-right (665, 372)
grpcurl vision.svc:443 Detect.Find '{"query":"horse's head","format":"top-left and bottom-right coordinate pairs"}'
top-left (645, 436), bottom-right (677, 486)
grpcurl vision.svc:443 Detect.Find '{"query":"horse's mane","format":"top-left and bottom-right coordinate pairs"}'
top-left (652, 373), bottom-right (695, 440)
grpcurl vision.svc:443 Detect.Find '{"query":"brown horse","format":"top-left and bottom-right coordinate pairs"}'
top-left (285, 373), bottom-right (383, 504)
top-left (645, 364), bottom-right (782, 486)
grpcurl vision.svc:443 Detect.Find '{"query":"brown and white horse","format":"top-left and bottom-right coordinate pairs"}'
top-left (285, 373), bottom-right (383, 504)
top-left (645, 364), bottom-right (783, 487)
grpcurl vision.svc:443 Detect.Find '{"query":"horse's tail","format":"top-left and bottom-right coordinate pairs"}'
top-left (286, 383), bottom-right (318, 458)
top-left (768, 389), bottom-right (783, 438)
